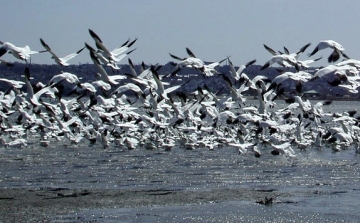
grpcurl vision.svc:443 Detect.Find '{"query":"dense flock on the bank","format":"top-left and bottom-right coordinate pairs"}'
top-left (1, 30), bottom-right (360, 158)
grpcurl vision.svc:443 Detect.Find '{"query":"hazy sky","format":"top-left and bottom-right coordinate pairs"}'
top-left (1, 0), bottom-right (360, 68)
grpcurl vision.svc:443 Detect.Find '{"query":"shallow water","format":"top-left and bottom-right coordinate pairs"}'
top-left (1, 100), bottom-right (360, 222)
top-left (51, 200), bottom-right (360, 223)
top-left (2, 140), bottom-right (359, 191)
top-left (2, 141), bottom-right (360, 222)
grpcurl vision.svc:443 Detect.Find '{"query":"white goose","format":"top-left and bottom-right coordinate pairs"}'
top-left (267, 70), bottom-right (312, 93)
top-left (169, 47), bottom-right (225, 77)
top-left (88, 29), bottom-right (137, 63)
top-left (87, 48), bottom-right (126, 85)
top-left (40, 38), bottom-right (85, 66)
top-left (48, 72), bottom-right (81, 87)
top-left (263, 42), bottom-right (311, 59)
top-left (0, 78), bottom-right (25, 89)
top-left (310, 64), bottom-right (358, 81)
top-left (308, 40), bottom-right (350, 63)
top-left (0, 41), bottom-right (46, 62)
top-left (227, 142), bottom-right (261, 158)
top-left (221, 75), bottom-right (247, 106)
top-left (260, 54), bottom-right (300, 71)
top-left (228, 58), bottom-right (256, 81)
top-left (23, 67), bottom-right (58, 106)
top-left (267, 139), bottom-right (296, 157)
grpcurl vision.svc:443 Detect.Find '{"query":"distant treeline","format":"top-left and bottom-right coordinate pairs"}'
top-left (0, 62), bottom-right (356, 98)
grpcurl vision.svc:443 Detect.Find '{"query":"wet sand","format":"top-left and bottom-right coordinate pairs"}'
top-left (0, 187), bottom-right (282, 223)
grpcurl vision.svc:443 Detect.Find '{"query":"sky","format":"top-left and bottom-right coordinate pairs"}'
top-left (1, 0), bottom-right (360, 68)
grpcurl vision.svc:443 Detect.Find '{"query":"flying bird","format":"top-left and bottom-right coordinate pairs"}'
top-left (0, 41), bottom-right (47, 62)
top-left (169, 47), bottom-right (226, 77)
top-left (88, 29), bottom-right (137, 63)
top-left (308, 40), bottom-right (350, 63)
top-left (40, 38), bottom-right (85, 66)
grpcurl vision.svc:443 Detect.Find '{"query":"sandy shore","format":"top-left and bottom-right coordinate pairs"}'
top-left (0, 187), bottom-right (283, 222)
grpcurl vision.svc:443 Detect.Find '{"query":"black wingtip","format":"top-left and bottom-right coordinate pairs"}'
top-left (342, 52), bottom-right (350, 60)
top-left (24, 67), bottom-right (30, 79)
top-left (84, 42), bottom-right (95, 52)
top-left (88, 29), bottom-right (103, 43)
top-left (263, 44), bottom-right (277, 55)
top-left (168, 67), bottom-right (180, 77)
top-left (297, 42), bottom-right (311, 54)
top-left (221, 74), bottom-right (232, 87)
top-left (126, 48), bottom-right (136, 55)
top-left (0, 46), bottom-right (7, 57)
top-left (169, 53), bottom-right (184, 61)
top-left (128, 58), bottom-right (134, 67)
top-left (283, 46), bottom-right (290, 55)
top-left (308, 47), bottom-right (318, 57)
top-left (39, 38), bottom-right (50, 50)
top-left (186, 47), bottom-right (196, 58)
top-left (260, 62), bottom-right (270, 70)
top-left (121, 38), bottom-right (130, 47)
top-left (127, 38), bottom-right (138, 48)
top-left (218, 57), bottom-right (228, 64)
top-left (246, 59), bottom-right (257, 67)
top-left (89, 50), bottom-right (100, 64)
top-left (76, 46), bottom-right (86, 54)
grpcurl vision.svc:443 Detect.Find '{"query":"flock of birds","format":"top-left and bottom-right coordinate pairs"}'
top-left (1, 29), bottom-right (360, 158)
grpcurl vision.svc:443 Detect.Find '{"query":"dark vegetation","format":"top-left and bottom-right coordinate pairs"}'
top-left (0, 62), bottom-right (355, 100)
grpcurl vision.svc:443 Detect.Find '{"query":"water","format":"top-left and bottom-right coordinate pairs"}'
top-left (1, 100), bottom-right (360, 222)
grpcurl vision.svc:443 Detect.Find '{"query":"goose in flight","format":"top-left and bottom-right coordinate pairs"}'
top-left (263, 44), bottom-right (322, 69)
top-left (227, 142), bottom-right (261, 158)
top-left (263, 42), bottom-right (311, 59)
top-left (40, 38), bottom-right (85, 66)
top-left (267, 70), bottom-right (312, 93)
top-left (0, 41), bottom-right (47, 62)
top-left (0, 78), bottom-right (25, 89)
top-left (310, 64), bottom-right (358, 82)
top-left (221, 74), bottom-right (247, 106)
top-left (85, 41), bottom-right (135, 70)
top-left (262, 43), bottom-right (311, 70)
top-left (260, 54), bottom-right (300, 71)
top-left (267, 139), bottom-right (296, 158)
top-left (228, 58), bottom-right (256, 81)
top-left (87, 46), bottom-right (126, 85)
top-left (169, 47), bottom-right (226, 77)
top-left (47, 72), bottom-right (81, 87)
top-left (23, 67), bottom-right (58, 106)
top-left (308, 40), bottom-right (350, 63)
top-left (168, 47), bottom-right (205, 76)
top-left (0, 58), bottom-right (14, 67)
top-left (297, 56), bottom-right (323, 69)
top-left (88, 29), bottom-right (137, 63)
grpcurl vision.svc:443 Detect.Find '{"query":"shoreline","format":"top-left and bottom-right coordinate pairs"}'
top-left (0, 187), bottom-right (281, 223)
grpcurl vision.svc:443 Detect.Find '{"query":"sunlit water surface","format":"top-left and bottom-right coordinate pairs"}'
top-left (1, 100), bottom-right (360, 222)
